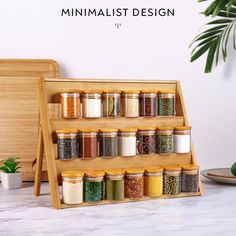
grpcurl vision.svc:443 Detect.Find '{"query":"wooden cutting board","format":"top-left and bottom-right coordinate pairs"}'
top-left (0, 59), bottom-right (60, 181)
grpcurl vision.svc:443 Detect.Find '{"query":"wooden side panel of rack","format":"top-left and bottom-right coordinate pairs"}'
top-left (35, 78), bottom-right (202, 209)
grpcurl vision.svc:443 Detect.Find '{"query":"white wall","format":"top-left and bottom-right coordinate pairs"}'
top-left (0, 0), bottom-right (236, 169)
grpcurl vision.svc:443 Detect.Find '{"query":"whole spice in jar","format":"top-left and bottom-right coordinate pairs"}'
top-left (60, 92), bottom-right (80, 119)
top-left (56, 130), bottom-right (79, 160)
top-left (102, 90), bottom-right (121, 117)
top-left (84, 171), bottom-right (105, 202)
top-left (174, 126), bottom-right (192, 154)
top-left (137, 128), bottom-right (156, 155)
top-left (156, 127), bottom-right (173, 154)
top-left (105, 169), bottom-right (125, 201)
top-left (163, 166), bottom-right (181, 195)
top-left (82, 91), bottom-right (102, 118)
top-left (99, 129), bottom-right (118, 158)
top-left (78, 129), bottom-right (98, 159)
top-left (125, 168), bottom-right (144, 198)
top-left (121, 91), bottom-right (140, 117)
top-left (144, 167), bottom-right (163, 197)
top-left (118, 128), bottom-right (137, 157)
top-left (61, 170), bottom-right (84, 204)
top-left (181, 164), bottom-right (199, 193)
top-left (158, 91), bottom-right (175, 116)
top-left (139, 91), bottom-right (158, 117)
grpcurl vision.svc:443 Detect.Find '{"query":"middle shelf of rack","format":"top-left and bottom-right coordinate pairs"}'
top-left (50, 116), bottom-right (185, 130)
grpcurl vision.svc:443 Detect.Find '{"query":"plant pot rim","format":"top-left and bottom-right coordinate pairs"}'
top-left (0, 172), bottom-right (22, 175)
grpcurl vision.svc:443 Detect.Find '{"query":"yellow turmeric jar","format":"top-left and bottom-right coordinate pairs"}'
top-left (144, 166), bottom-right (163, 197)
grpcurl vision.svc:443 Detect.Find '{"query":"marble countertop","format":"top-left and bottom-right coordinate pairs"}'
top-left (0, 179), bottom-right (235, 236)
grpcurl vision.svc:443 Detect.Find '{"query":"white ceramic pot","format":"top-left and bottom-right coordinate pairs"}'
top-left (0, 172), bottom-right (23, 189)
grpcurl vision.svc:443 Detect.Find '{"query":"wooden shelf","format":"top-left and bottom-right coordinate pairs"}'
top-left (50, 116), bottom-right (185, 130)
top-left (55, 153), bottom-right (192, 174)
top-left (60, 192), bottom-right (201, 209)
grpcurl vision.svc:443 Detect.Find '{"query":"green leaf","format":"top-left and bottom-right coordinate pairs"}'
top-left (208, 19), bottom-right (233, 24)
top-left (215, 35), bottom-right (222, 65)
top-left (194, 30), bottom-right (222, 42)
top-left (191, 42), bottom-right (212, 62)
top-left (192, 35), bottom-right (218, 54)
top-left (0, 166), bottom-right (11, 173)
top-left (205, 41), bottom-right (218, 73)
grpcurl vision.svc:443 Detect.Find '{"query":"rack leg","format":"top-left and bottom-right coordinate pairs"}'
top-left (34, 126), bottom-right (44, 196)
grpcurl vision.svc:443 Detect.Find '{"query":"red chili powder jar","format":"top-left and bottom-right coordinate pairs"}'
top-left (78, 129), bottom-right (98, 159)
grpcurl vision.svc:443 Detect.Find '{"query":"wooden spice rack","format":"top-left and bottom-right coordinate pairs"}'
top-left (34, 78), bottom-right (203, 209)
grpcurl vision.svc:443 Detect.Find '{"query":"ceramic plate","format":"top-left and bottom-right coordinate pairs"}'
top-left (201, 168), bottom-right (236, 185)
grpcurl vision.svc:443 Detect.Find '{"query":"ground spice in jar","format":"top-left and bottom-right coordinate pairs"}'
top-left (144, 167), bottom-right (163, 197)
top-left (137, 128), bottom-right (156, 155)
top-left (56, 130), bottom-right (79, 160)
top-left (158, 91), bottom-right (175, 116)
top-left (156, 127), bottom-right (173, 154)
top-left (163, 166), bottom-right (181, 195)
top-left (99, 129), bottom-right (118, 158)
top-left (84, 171), bottom-right (105, 202)
top-left (125, 168), bottom-right (144, 198)
top-left (181, 164), bottom-right (199, 193)
top-left (118, 128), bottom-right (137, 157)
top-left (121, 91), bottom-right (140, 117)
top-left (105, 169), bottom-right (125, 201)
top-left (102, 91), bottom-right (121, 117)
top-left (78, 129), bottom-right (98, 159)
top-left (174, 126), bottom-right (192, 153)
top-left (82, 91), bottom-right (102, 118)
top-left (61, 171), bottom-right (84, 205)
top-left (139, 91), bottom-right (158, 117)
top-left (60, 92), bottom-right (80, 119)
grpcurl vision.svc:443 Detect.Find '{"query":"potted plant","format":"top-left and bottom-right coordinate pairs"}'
top-left (0, 157), bottom-right (22, 189)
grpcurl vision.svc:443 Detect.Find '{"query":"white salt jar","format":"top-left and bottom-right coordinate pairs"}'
top-left (118, 128), bottom-right (137, 156)
top-left (82, 91), bottom-right (102, 118)
top-left (174, 126), bottom-right (192, 153)
top-left (61, 170), bottom-right (84, 205)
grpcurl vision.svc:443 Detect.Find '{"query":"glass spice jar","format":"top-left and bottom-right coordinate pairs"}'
top-left (78, 129), bottom-right (98, 159)
top-left (61, 170), bottom-right (84, 205)
top-left (156, 127), bottom-right (174, 154)
top-left (82, 91), bottom-right (102, 118)
top-left (163, 166), bottom-right (181, 195)
top-left (181, 164), bottom-right (199, 193)
top-left (174, 126), bottom-right (192, 154)
top-left (105, 169), bottom-right (125, 201)
top-left (121, 91), bottom-right (140, 118)
top-left (84, 171), bottom-right (105, 202)
top-left (60, 91), bottom-right (80, 119)
top-left (99, 128), bottom-right (118, 158)
top-left (144, 167), bottom-right (163, 197)
top-left (102, 90), bottom-right (121, 118)
top-left (56, 130), bottom-right (79, 160)
top-left (137, 127), bottom-right (156, 155)
top-left (158, 91), bottom-right (175, 116)
top-left (125, 168), bottom-right (144, 199)
top-left (139, 90), bottom-right (158, 117)
top-left (118, 128), bottom-right (137, 157)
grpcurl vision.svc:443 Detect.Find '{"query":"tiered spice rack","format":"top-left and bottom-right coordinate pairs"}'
top-left (34, 78), bottom-right (203, 209)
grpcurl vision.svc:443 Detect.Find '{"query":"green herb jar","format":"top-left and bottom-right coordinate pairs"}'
top-left (99, 128), bottom-right (118, 158)
top-left (105, 169), bottom-right (125, 201)
top-left (156, 127), bottom-right (174, 154)
top-left (158, 91), bottom-right (175, 116)
top-left (102, 90), bottom-right (121, 117)
top-left (83, 171), bottom-right (105, 202)
top-left (163, 166), bottom-right (181, 195)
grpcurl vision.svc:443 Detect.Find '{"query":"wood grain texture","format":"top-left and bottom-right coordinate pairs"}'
top-left (36, 78), bottom-right (202, 209)
top-left (0, 59), bottom-right (60, 181)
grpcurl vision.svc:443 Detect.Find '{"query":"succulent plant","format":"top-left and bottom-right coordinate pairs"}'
top-left (0, 157), bottom-right (21, 173)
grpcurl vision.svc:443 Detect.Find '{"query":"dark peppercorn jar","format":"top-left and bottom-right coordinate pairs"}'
top-left (78, 129), bottom-right (98, 159)
top-left (56, 130), bottom-right (79, 160)
top-left (139, 90), bottom-right (158, 117)
top-left (158, 91), bottom-right (175, 116)
top-left (84, 171), bottom-right (105, 202)
top-left (181, 164), bottom-right (199, 193)
top-left (163, 165), bottom-right (181, 195)
top-left (156, 127), bottom-right (174, 154)
top-left (137, 127), bottom-right (156, 155)
top-left (99, 128), bottom-right (118, 158)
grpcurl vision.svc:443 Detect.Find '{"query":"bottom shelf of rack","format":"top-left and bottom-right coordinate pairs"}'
top-left (60, 192), bottom-right (201, 209)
